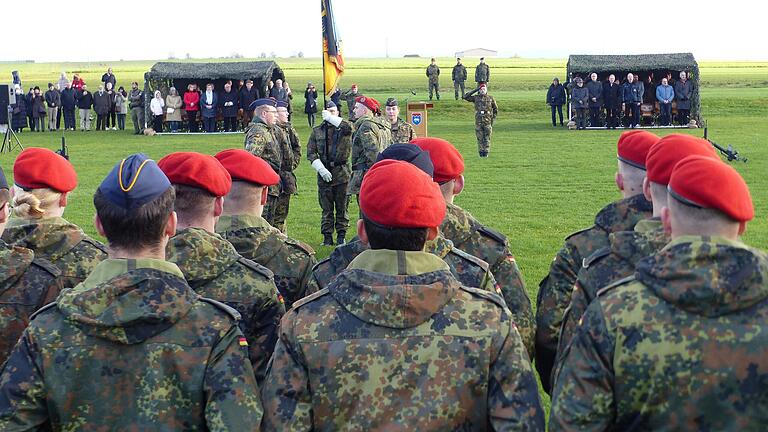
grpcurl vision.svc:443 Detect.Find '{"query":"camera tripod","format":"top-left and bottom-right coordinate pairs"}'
top-left (1, 107), bottom-right (23, 153)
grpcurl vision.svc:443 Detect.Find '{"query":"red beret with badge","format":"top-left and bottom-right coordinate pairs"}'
top-left (214, 149), bottom-right (279, 187)
top-left (355, 95), bottom-right (379, 112)
top-left (617, 130), bottom-right (658, 170)
top-left (646, 134), bottom-right (718, 185)
top-left (13, 147), bottom-right (77, 192)
top-left (158, 152), bottom-right (232, 197)
top-left (411, 137), bottom-right (465, 183)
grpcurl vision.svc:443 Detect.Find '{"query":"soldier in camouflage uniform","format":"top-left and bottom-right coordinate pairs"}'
top-left (0, 154), bottom-right (262, 430)
top-left (214, 149), bottom-right (317, 311)
top-left (426, 57), bottom-right (440, 100)
top-left (307, 101), bottom-right (353, 245)
top-left (261, 160), bottom-right (544, 431)
top-left (474, 57), bottom-right (490, 84)
top-left (347, 96), bottom-right (393, 202)
top-left (463, 83), bottom-right (497, 157)
top-left (271, 100), bottom-right (302, 233)
top-left (384, 98), bottom-right (415, 143)
top-left (535, 130), bottom-right (657, 394)
top-left (452, 57), bottom-right (467, 100)
top-left (339, 84), bottom-right (359, 120)
top-left (551, 155), bottom-right (767, 431)
top-left (159, 152), bottom-right (284, 386)
top-left (2, 148), bottom-right (107, 291)
top-left (243, 98), bottom-right (281, 226)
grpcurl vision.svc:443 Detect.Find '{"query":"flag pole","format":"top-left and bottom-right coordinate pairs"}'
top-left (321, 0), bottom-right (327, 108)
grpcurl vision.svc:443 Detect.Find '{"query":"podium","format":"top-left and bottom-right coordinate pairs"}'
top-left (406, 102), bottom-right (434, 138)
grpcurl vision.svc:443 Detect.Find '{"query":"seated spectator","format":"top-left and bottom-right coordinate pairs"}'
top-left (219, 82), bottom-right (238, 132)
top-left (546, 77), bottom-right (565, 127)
top-left (150, 90), bottom-right (165, 132)
top-left (656, 77), bottom-right (674, 126)
top-left (201, 83), bottom-right (218, 133)
top-left (165, 87), bottom-right (182, 133)
top-left (571, 77), bottom-right (588, 130)
top-left (184, 84), bottom-right (200, 132)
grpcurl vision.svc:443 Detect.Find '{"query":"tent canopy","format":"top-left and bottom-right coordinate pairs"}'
top-left (145, 61), bottom-right (283, 82)
top-left (567, 53), bottom-right (697, 75)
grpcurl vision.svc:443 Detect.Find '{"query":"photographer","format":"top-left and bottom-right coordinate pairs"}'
top-left (304, 82), bottom-right (318, 127)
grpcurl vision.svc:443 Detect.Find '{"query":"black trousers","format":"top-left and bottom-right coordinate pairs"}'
top-left (153, 115), bottom-right (164, 132)
top-left (307, 113), bottom-right (315, 127)
top-left (187, 111), bottom-right (198, 132)
top-left (63, 108), bottom-right (76, 129)
top-left (659, 103), bottom-right (672, 126)
top-left (107, 110), bottom-right (116, 128)
top-left (589, 107), bottom-right (602, 127)
top-left (605, 107), bottom-right (619, 128)
top-left (56, 108), bottom-right (62, 129)
top-left (678, 109), bottom-right (690, 125)
top-left (627, 103), bottom-right (640, 127)
top-left (550, 104), bottom-right (563, 125)
top-left (203, 116), bottom-right (216, 132)
top-left (575, 108), bottom-right (588, 129)
top-left (96, 114), bottom-right (107, 130)
top-left (223, 116), bottom-right (237, 132)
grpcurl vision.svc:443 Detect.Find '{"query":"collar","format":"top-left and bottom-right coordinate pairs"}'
top-left (348, 249), bottom-right (449, 276)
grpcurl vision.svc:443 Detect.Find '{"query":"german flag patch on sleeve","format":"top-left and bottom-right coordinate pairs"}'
top-left (238, 337), bottom-right (249, 347)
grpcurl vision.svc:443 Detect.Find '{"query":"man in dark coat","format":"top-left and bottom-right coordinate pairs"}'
top-left (219, 82), bottom-right (239, 132)
top-left (60, 82), bottom-right (78, 131)
top-left (101, 67), bottom-right (116, 90)
top-left (602, 74), bottom-right (622, 129)
top-left (238, 80), bottom-right (258, 129)
top-left (546, 77), bottom-right (566, 127)
top-left (586, 73), bottom-right (603, 127)
top-left (92, 85), bottom-right (111, 131)
top-left (622, 73), bottom-right (643, 128)
top-left (674, 71), bottom-right (693, 125)
top-left (304, 83), bottom-right (318, 127)
top-left (76, 85), bottom-right (93, 131)
top-left (24, 88), bottom-right (34, 131)
top-left (571, 78), bottom-right (589, 130)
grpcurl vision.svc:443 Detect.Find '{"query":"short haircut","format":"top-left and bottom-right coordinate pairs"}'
top-left (363, 216), bottom-right (428, 251)
top-left (254, 105), bottom-right (272, 118)
top-left (618, 161), bottom-right (646, 191)
top-left (226, 181), bottom-right (263, 209)
top-left (172, 184), bottom-right (215, 221)
top-left (669, 194), bottom-right (737, 228)
top-left (93, 186), bottom-right (175, 251)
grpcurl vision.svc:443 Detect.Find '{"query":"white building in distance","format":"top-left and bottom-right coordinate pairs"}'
top-left (454, 48), bottom-right (497, 58)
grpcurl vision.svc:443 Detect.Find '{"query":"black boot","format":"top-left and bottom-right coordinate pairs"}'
top-left (336, 233), bottom-right (346, 245)
top-left (322, 234), bottom-right (334, 246)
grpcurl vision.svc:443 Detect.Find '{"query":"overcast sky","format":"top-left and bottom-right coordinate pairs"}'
top-left (6, 0), bottom-right (765, 62)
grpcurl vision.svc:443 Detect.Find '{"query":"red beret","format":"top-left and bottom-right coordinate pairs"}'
top-left (360, 160), bottom-right (446, 229)
top-left (646, 134), bottom-right (718, 185)
top-left (411, 137), bottom-right (465, 183)
top-left (214, 149), bottom-right (279, 186)
top-left (355, 96), bottom-right (379, 112)
top-left (479, 83), bottom-right (487, 89)
top-left (669, 155), bottom-right (753, 222)
top-left (617, 130), bottom-right (658, 169)
top-left (13, 147), bottom-right (77, 192)
top-left (157, 152), bottom-right (231, 197)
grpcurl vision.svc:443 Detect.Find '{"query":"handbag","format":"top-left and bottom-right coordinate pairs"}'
top-left (167, 107), bottom-right (175, 114)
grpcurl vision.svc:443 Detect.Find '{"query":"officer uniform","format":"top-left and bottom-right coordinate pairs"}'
top-left (273, 100), bottom-right (302, 233)
top-left (214, 149), bottom-right (318, 311)
top-left (244, 98), bottom-right (282, 226)
top-left (159, 152), bottom-right (285, 386)
top-left (0, 154), bottom-right (262, 430)
top-left (385, 98), bottom-right (416, 144)
top-left (261, 160), bottom-right (544, 431)
top-left (426, 60), bottom-right (440, 100)
top-left (463, 84), bottom-right (498, 157)
top-left (347, 96), bottom-right (393, 197)
top-left (452, 58), bottom-right (467, 100)
top-left (551, 156), bottom-right (767, 431)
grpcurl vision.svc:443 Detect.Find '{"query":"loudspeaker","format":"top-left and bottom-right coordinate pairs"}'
top-left (0, 85), bottom-right (9, 125)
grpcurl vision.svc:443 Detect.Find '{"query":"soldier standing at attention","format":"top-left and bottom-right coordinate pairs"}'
top-left (158, 152), bottom-right (284, 386)
top-left (244, 98), bottom-right (281, 226)
top-left (214, 149), bottom-right (317, 311)
top-left (272, 100), bottom-right (301, 233)
top-left (340, 83), bottom-right (360, 120)
top-left (475, 56), bottom-right (490, 84)
top-left (261, 160), bottom-right (544, 431)
top-left (306, 101), bottom-right (353, 246)
top-left (452, 57), bottom-right (467, 100)
top-left (463, 83), bottom-right (498, 157)
top-left (426, 57), bottom-right (440, 100)
top-left (412, 136), bottom-right (535, 359)
top-left (384, 97), bottom-right (415, 143)
top-left (3, 148), bottom-right (107, 290)
top-left (535, 130), bottom-right (655, 395)
top-left (551, 155), bottom-right (768, 431)
top-left (0, 154), bottom-right (262, 430)
top-left (347, 95), bottom-right (392, 207)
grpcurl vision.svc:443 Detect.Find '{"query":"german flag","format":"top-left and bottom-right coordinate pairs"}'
top-left (322, 0), bottom-right (345, 97)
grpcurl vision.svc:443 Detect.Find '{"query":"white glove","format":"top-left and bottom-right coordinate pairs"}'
top-left (311, 159), bottom-right (333, 182)
top-left (326, 113), bottom-right (343, 128)
top-left (321, 110), bottom-right (331, 122)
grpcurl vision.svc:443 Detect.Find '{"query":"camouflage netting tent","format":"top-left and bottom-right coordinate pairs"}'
top-left (142, 61), bottom-right (284, 125)
top-left (567, 53), bottom-right (701, 123)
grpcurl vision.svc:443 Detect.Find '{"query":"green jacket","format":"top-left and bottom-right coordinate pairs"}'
top-left (261, 249), bottom-right (544, 431)
top-left (441, 203), bottom-right (535, 359)
top-left (167, 227), bottom-right (284, 386)
top-left (275, 122), bottom-right (301, 195)
top-left (464, 89), bottom-right (498, 125)
top-left (347, 114), bottom-right (393, 195)
top-left (306, 118), bottom-right (353, 187)
top-left (244, 117), bottom-right (281, 196)
top-left (551, 236), bottom-right (768, 430)
top-left (216, 214), bottom-right (317, 310)
top-left (2, 216), bottom-right (107, 290)
top-left (0, 258), bottom-right (262, 430)
top-left (391, 118), bottom-right (415, 144)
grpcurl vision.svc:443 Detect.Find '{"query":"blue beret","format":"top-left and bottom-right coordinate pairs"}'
top-left (0, 165), bottom-right (7, 190)
top-left (276, 100), bottom-right (289, 109)
top-left (99, 154), bottom-right (171, 210)
top-left (325, 100), bottom-right (336, 109)
top-left (376, 143), bottom-right (434, 179)
top-left (248, 98), bottom-right (277, 111)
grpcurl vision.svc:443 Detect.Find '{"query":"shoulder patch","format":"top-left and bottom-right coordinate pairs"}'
top-left (583, 247), bottom-right (611, 269)
top-left (449, 247), bottom-right (489, 271)
top-left (199, 297), bottom-right (242, 321)
top-left (237, 257), bottom-right (274, 279)
top-left (29, 301), bottom-right (58, 321)
top-left (459, 285), bottom-right (506, 309)
top-left (285, 238), bottom-right (315, 255)
top-left (80, 236), bottom-right (108, 253)
top-left (31, 257), bottom-right (63, 278)
top-left (564, 225), bottom-right (596, 241)
top-left (477, 225), bottom-right (507, 244)
top-left (596, 275), bottom-right (636, 298)
top-left (292, 288), bottom-right (330, 309)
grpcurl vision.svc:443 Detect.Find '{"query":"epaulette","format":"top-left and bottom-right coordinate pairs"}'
top-left (31, 257), bottom-right (62, 278)
top-left (237, 257), bottom-right (274, 279)
top-left (582, 247), bottom-right (611, 269)
top-left (80, 236), bottom-right (108, 253)
top-left (477, 225), bottom-right (507, 244)
top-left (564, 225), bottom-right (596, 241)
top-left (311, 257), bottom-right (330, 273)
top-left (199, 297), bottom-right (242, 321)
top-left (595, 275), bottom-right (636, 298)
top-left (291, 288), bottom-right (330, 309)
top-left (449, 247), bottom-right (489, 271)
top-left (285, 238), bottom-right (315, 255)
top-left (459, 285), bottom-right (506, 309)
top-left (29, 302), bottom-right (58, 321)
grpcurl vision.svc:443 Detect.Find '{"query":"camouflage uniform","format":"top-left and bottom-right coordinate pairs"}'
top-left (475, 62), bottom-right (490, 84)
top-left (452, 63), bottom-right (467, 100)
top-left (0, 241), bottom-right (64, 365)
top-left (440, 202), bottom-right (535, 359)
top-left (216, 214), bottom-right (317, 311)
top-left (340, 89), bottom-right (359, 120)
top-left (391, 117), bottom-right (415, 143)
top-left (2, 216), bottom-right (107, 290)
top-left (554, 219), bottom-right (668, 382)
top-left (426, 63), bottom-right (440, 100)
top-left (261, 249), bottom-right (544, 430)
top-left (463, 88), bottom-right (498, 156)
top-left (166, 227), bottom-right (284, 385)
top-left (535, 193), bottom-right (652, 393)
top-left (272, 121), bottom-right (302, 233)
top-left (347, 113), bottom-right (393, 196)
top-left (306, 235), bottom-right (501, 298)
top-left (306, 117), bottom-right (353, 239)
top-left (244, 116), bottom-right (281, 225)
top-left (551, 236), bottom-right (768, 431)
top-left (0, 258), bottom-right (262, 430)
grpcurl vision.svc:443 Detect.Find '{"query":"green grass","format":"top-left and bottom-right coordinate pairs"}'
top-left (1, 57), bottom-right (767, 411)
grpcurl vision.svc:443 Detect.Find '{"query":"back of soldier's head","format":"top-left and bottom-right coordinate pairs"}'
top-left (215, 149), bottom-right (279, 215)
top-left (94, 154), bottom-right (175, 252)
top-left (158, 152), bottom-right (232, 225)
top-left (12, 147), bottom-right (77, 219)
top-left (616, 130), bottom-right (657, 196)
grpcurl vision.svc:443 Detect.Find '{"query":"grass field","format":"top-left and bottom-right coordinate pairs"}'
top-left (1, 57), bottom-right (767, 409)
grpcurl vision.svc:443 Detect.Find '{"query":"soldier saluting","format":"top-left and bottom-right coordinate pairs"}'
top-left (463, 83), bottom-right (498, 157)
